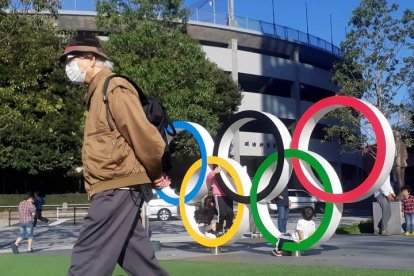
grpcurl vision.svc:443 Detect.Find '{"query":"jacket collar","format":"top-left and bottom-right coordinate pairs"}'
top-left (84, 67), bottom-right (113, 106)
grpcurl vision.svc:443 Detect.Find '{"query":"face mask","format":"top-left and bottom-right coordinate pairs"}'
top-left (65, 60), bottom-right (87, 84)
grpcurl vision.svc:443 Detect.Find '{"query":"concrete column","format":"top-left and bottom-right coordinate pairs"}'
top-left (290, 47), bottom-right (301, 126)
top-left (229, 38), bottom-right (240, 162)
top-left (230, 38), bottom-right (238, 83)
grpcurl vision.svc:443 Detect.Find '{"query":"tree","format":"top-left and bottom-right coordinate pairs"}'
top-left (96, 0), bottom-right (242, 157)
top-left (326, 0), bottom-right (414, 156)
top-left (0, 1), bottom-right (84, 176)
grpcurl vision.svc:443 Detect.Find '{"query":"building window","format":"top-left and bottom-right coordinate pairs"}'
top-left (239, 73), bottom-right (292, 97)
top-left (300, 83), bottom-right (335, 102)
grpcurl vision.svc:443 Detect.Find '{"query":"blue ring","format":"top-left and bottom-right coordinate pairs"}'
top-left (156, 121), bottom-right (208, 205)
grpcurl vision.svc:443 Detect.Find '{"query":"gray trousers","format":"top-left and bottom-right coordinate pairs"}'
top-left (376, 193), bottom-right (391, 231)
top-left (68, 189), bottom-right (169, 276)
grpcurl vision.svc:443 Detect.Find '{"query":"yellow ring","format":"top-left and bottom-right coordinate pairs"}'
top-left (179, 156), bottom-right (245, 247)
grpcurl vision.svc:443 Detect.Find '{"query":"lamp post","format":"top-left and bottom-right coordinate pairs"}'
top-left (271, 0), bottom-right (276, 35)
top-left (227, 0), bottom-right (235, 27)
top-left (75, 167), bottom-right (83, 193)
top-left (209, 0), bottom-right (216, 24)
top-left (305, 2), bottom-right (310, 43)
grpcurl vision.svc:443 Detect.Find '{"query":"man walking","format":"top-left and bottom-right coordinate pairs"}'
top-left (61, 34), bottom-right (170, 276)
top-left (33, 191), bottom-right (49, 227)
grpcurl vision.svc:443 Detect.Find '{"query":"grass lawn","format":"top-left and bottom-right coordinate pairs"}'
top-left (0, 254), bottom-right (412, 276)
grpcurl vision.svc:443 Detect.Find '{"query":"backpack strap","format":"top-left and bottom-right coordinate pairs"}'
top-left (102, 73), bottom-right (149, 131)
top-left (102, 73), bottom-right (177, 136)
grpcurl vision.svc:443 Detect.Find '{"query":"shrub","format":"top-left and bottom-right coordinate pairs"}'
top-left (335, 220), bottom-right (374, 234)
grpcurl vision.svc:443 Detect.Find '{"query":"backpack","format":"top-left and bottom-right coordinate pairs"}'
top-left (102, 74), bottom-right (176, 172)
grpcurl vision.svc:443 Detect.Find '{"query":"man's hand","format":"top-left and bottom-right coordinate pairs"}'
top-left (153, 175), bottom-right (171, 190)
top-left (387, 194), bottom-right (396, 201)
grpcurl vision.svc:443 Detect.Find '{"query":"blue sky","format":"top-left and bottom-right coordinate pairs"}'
top-left (60, 0), bottom-right (414, 47)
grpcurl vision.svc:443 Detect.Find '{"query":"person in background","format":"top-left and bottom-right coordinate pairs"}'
top-left (393, 131), bottom-right (408, 192)
top-left (400, 185), bottom-right (414, 236)
top-left (207, 166), bottom-right (234, 236)
top-left (11, 192), bottom-right (36, 254)
top-left (374, 176), bottom-right (396, 236)
top-left (272, 206), bottom-right (316, 257)
top-left (195, 196), bottom-right (217, 238)
top-left (33, 191), bottom-right (49, 227)
top-left (275, 186), bottom-right (291, 235)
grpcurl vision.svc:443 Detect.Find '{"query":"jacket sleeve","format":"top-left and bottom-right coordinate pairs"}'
top-left (108, 86), bottom-right (165, 181)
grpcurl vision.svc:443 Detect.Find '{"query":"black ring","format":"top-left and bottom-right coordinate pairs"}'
top-left (212, 111), bottom-right (285, 204)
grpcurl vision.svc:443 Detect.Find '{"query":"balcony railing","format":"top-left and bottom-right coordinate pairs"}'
top-left (56, 1), bottom-right (340, 56)
top-left (189, 8), bottom-right (340, 56)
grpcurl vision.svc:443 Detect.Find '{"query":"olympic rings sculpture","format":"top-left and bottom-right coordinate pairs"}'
top-left (156, 96), bottom-right (395, 251)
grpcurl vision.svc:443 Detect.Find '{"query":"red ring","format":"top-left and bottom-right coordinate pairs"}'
top-left (291, 96), bottom-right (386, 203)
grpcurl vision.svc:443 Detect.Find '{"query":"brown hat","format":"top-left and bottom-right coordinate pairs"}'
top-left (60, 34), bottom-right (109, 63)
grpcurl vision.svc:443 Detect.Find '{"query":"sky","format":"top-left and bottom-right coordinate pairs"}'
top-left (60, 0), bottom-right (414, 47)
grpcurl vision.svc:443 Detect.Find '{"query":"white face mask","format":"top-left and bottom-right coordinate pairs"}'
top-left (65, 60), bottom-right (88, 84)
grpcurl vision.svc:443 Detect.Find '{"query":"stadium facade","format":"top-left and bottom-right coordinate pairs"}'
top-left (56, 9), bottom-right (364, 191)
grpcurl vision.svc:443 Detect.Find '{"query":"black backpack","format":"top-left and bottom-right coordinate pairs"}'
top-left (102, 74), bottom-right (176, 172)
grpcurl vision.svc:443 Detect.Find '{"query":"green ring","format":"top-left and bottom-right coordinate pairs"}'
top-left (250, 149), bottom-right (335, 251)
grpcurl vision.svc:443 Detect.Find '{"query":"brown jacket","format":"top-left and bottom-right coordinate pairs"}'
top-left (82, 68), bottom-right (165, 197)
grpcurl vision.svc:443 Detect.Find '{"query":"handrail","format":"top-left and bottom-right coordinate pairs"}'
top-left (0, 203), bottom-right (90, 210)
top-left (0, 203), bottom-right (91, 226)
top-left (53, 2), bottom-right (341, 56)
top-left (188, 8), bottom-right (340, 56)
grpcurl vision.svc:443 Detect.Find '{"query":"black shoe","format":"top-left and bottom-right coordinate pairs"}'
top-left (271, 249), bottom-right (283, 257)
top-left (216, 231), bottom-right (224, 237)
top-left (26, 248), bottom-right (34, 253)
top-left (11, 243), bottom-right (19, 254)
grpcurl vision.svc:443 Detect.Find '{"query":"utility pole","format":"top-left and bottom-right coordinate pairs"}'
top-left (228, 0), bottom-right (236, 27)
top-left (305, 2), bottom-right (309, 43)
top-left (272, 0), bottom-right (276, 35)
top-left (330, 14), bottom-right (334, 52)
top-left (209, 0), bottom-right (216, 24)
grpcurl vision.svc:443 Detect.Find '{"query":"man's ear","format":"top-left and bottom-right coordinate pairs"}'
top-left (89, 55), bottom-right (97, 67)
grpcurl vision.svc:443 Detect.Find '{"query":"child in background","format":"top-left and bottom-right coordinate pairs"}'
top-left (272, 206), bottom-right (316, 257)
top-left (400, 186), bottom-right (414, 236)
top-left (195, 196), bottom-right (217, 238)
top-left (11, 192), bottom-right (36, 254)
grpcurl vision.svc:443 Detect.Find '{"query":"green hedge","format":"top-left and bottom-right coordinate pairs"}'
top-left (335, 220), bottom-right (374, 234)
top-left (0, 193), bottom-right (89, 207)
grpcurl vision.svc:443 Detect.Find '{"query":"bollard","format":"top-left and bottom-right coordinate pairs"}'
top-left (152, 240), bottom-right (161, 251)
top-left (211, 246), bottom-right (219, 255)
top-left (291, 251), bottom-right (301, 257)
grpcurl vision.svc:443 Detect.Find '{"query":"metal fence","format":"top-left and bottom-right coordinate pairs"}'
top-left (56, 1), bottom-right (341, 56)
top-left (0, 203), bottom-right (90, 226)
top-left (188, 8), bottom-right (340, 56)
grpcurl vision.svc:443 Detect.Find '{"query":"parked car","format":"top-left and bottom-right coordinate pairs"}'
top-left (268, 189), bottom-right (323, 212)
top-left (148, 191), bottom-right (179, 221)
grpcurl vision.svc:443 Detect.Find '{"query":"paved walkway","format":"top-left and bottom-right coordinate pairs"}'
top-left (1, 216), bottom-right (414, 271)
